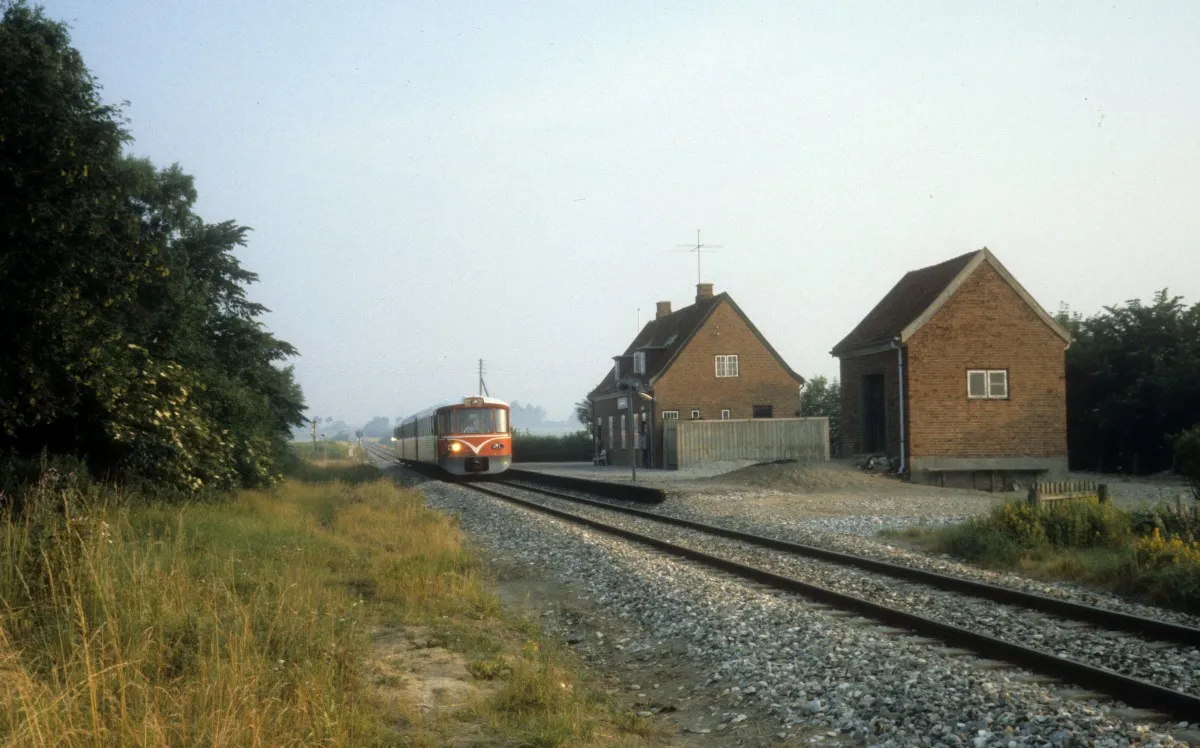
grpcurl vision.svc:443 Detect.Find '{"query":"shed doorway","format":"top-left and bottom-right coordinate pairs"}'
top-left (861, 373), bottom-right (886, 453)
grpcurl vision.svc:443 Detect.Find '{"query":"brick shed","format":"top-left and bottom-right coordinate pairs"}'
top-left (588, 283), bottom-right (805, 468)
top-left (830, 249), bottom-right (1071, 490)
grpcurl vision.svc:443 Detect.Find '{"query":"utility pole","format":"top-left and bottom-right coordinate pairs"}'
top-left (618, 380), bottom-right (639, 481)
top-left (629, 388), bottom-right (636, 482)
top-left (477, 359), bottom-right (490, 397)
top-left (310, 417), bottom-right (317, 460)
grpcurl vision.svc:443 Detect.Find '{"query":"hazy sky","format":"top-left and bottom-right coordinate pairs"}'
top-left (45, 0), bottom-right (1200, 426)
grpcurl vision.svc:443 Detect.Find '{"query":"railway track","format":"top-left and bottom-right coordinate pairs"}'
top-left (361, 445), bottom-right (1200, 722)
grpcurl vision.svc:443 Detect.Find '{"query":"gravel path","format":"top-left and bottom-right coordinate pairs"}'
top-left (490, 482), bottom-right (1200, 698)
top-left (420, 478), bottom-right (1196, 747)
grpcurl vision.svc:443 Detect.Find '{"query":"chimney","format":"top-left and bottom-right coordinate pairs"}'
top-left (695, 283), bottom-right (714, 302)
top-left (656, 300), bottom-right (672, 319)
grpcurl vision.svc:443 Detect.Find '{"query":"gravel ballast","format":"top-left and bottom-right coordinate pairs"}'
top-left (418, 477), bottom-right (1195, 747)
top-left (491, 483), bottom-right (1200, 698)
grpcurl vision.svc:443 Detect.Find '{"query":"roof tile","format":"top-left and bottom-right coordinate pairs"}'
top-left (831, 250), bottom-right (980, 356)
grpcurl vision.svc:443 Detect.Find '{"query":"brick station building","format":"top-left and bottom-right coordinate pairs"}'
top-left (588, 283), bottom-right (805, 468)
top-left (831, 248), bottom-right (1071, 490)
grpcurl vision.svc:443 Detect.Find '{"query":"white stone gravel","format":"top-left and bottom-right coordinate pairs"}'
top-left (492, 483), bottom-right (1200, 697)
top-left (561, 485), bottom-right (1200, 632)
top-left (419, 477), bottom-right (1194, 747)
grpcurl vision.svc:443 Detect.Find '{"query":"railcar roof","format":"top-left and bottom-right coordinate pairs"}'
top-left (397, 396), bottom-right (510, 426)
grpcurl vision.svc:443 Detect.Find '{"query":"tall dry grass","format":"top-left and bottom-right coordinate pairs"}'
top-left (0, 471), bottom-right (378, 746)
top-left (0, 466), bottom-right (657, 747)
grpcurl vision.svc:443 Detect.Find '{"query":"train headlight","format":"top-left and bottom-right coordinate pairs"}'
top-left (449, 442), bottom-right (463, 453)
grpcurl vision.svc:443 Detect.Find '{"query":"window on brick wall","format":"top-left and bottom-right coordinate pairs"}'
top-left (715, 354), bottom-right (739, 377)
top-left (690, 409), bottom-right (701, 420)
top-left (720, 409), bottom-right (731, 419)
top-left (662, 410), bottom-right (679, 420)
top-left (968, 369), bottom-right (1008, 399)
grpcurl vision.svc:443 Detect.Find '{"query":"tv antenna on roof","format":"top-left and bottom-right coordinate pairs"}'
top-left (673, 229), bottom-right (723, 284)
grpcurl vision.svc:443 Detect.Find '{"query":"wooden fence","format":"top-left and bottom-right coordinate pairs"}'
top-left (1027, 480), bottom-right (1109, 507)
top-left (663, 417), bottom-right (829, 469)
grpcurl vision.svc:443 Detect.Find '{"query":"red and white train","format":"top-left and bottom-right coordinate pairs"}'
top-left (393, 396), bottom-right (513, 476)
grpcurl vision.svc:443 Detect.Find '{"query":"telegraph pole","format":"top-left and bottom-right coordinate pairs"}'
top-left (477, 359), bottom-right (490, 397)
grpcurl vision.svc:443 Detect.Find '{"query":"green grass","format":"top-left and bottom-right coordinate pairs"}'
top-left (893, 498), bottom-right (1200, 613)
top-left (0, 461), bottom-right (661, 747)
top-left (290, 439), bottom-right (351, 460)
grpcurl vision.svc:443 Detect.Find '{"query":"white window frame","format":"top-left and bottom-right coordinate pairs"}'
top-left (662, 410), bottom-right (679, 420)
top-left (720, 409), bottom-right (731, 420)
top-left (633, 351), bottom-right (646, 375)
top-left (968, 369), bottom-right (1009, 400)
top-left (690, 409), bottom-right (701, 420)
top-left (715, 354), bottom-right (739, 378)
top-left (617, 395), bottom-right (628, 410)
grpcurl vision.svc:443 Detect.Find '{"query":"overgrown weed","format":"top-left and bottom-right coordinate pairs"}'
top-left (904, 497), bottom-right (1200, 612)
top-left (0, 469), bottom-right (658, 746)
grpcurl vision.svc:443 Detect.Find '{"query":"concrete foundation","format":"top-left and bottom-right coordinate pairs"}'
top-left (908, 456), bottom-right (1068, 492)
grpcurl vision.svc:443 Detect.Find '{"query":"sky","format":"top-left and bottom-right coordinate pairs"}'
top-left (42, 0), bottom-right (1200, 427)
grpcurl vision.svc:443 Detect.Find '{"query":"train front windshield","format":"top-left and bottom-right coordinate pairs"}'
top-left (455, 408), bottom-right (508, 434)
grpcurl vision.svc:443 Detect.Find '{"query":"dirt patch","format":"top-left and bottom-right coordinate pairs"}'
top-left (366, 625), bottom-right (491, 743)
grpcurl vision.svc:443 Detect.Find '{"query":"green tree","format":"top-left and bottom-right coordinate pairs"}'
top-left (0, 4), bottom-right (305, 491)
top-left (574, 398), bottom-right (593, 427)
top-left (0, 3), bottom-right (158, 457)
top-left (1061, 291), bottom-right (1200, 474)
top-left (1175, 427), bottom-right (1200, 500)
top-left (362, 416), bottom-right (391, 438)
top-left (801, 376), bottom-right (841, 454)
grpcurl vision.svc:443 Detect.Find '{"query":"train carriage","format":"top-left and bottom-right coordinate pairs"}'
top-left (393, 396), bottom-right (513, 476)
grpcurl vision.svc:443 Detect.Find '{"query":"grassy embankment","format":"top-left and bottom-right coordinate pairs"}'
top-left (891, 496), bottom-right (1200, 612)
top-left (0, 456), bottom-right (657, 746)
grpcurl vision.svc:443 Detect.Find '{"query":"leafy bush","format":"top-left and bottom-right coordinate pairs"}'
top-left (971, 498), bottom-right (1132, 550)
top-left (512, 431), bottom-right (591, 462)
top-left (936, 523), bottom-right (1024, 566)
top-left (1124, 529), bottom-right (1200, 611)
top-left (1175, 426), bottom-right (1200, 500)
top-left (1130, 500), bottom-right (1200, 543)
top-left (918, 498), bottom-right (1200, 612)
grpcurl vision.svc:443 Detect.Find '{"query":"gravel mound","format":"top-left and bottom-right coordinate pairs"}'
top-left (688, 459), bottom-right (905, 492)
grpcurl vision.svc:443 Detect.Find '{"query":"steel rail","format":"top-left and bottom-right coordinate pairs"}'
top-left (363, 446), bottom-right (1200, 718)
top-left (498, 479), bottom-right (1200, 648)
top-left (465, 480), bottom-right (1200, 722)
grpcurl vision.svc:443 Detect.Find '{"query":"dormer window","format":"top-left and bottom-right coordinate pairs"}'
top-left (633, 351), bottom-right (646, 375)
